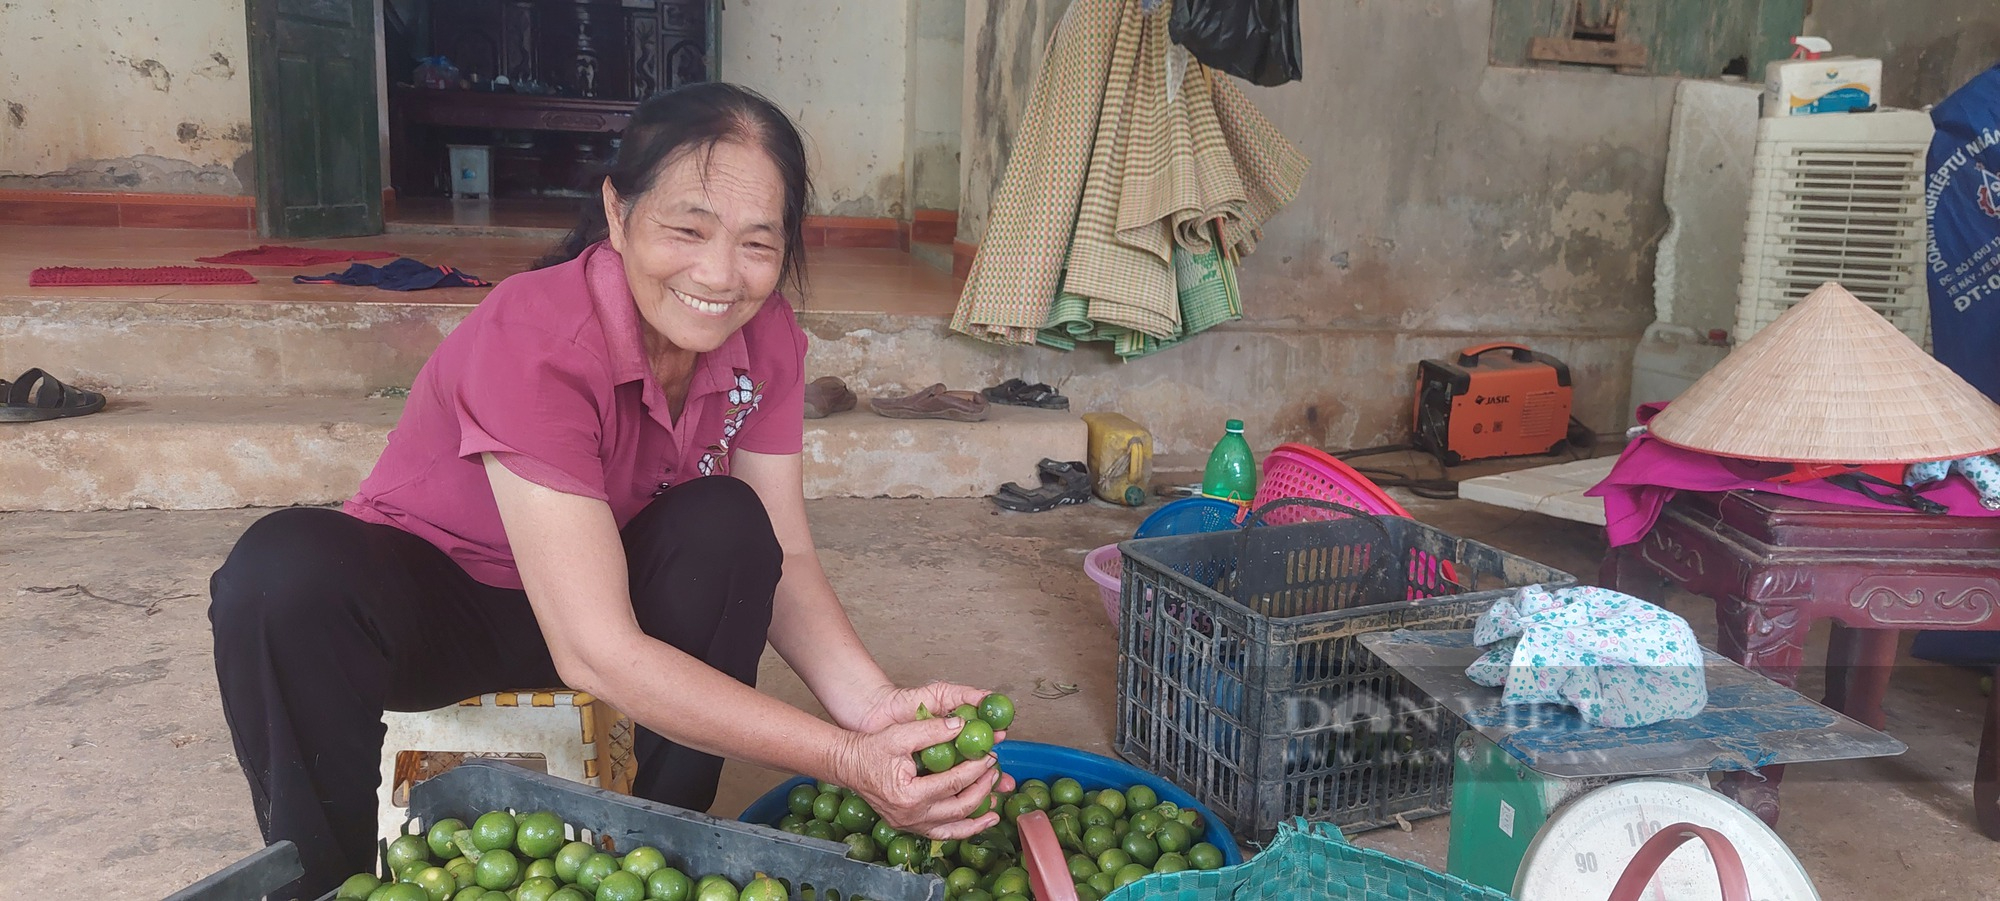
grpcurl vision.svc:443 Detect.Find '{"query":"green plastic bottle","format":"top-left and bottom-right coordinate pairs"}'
top-left (1201, 419), bottom-right (1258, 503)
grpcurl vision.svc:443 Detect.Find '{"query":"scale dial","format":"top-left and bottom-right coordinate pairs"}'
top-left (1513, 779), bottom-right (1819, 901)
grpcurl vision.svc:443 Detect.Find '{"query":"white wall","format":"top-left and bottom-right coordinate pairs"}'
top-left (720, 0), bottom-right (913, 218)
top-left (0, 0), bottom-right (253, 193)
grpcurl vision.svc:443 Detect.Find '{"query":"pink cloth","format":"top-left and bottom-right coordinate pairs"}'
top-left (1588, 404), bottom-right (2000, 546)
top-left (346, 242), bottom-right (807, 588)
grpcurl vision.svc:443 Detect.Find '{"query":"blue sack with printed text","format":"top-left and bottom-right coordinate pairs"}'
top-left (1927, 63), bottom-right (2000, 402)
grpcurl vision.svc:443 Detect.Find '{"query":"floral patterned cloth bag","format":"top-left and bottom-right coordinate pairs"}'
top-left (1466, 585), bottom-right (1708, 728)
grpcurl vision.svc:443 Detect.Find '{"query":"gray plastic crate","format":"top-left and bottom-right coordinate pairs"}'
top-left (1112, 503), bottom-right (1574, 844)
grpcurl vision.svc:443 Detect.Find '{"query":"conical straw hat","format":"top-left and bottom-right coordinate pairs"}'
top-left (1648, 281), bottom-right (2000, 463)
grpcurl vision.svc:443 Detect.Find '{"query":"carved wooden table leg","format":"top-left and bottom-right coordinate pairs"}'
top-left (1979, 665), bottom-right (2000, 841)
top-left (1822, 624), bottom-right (1897, 731)
top-left (1713, 591), bottom-right (1810, 826)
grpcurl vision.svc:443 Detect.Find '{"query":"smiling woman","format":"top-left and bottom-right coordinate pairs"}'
top-left (207, 82), bottom-right (1013, 900)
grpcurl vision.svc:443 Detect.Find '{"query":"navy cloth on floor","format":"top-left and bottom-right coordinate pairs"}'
top-left (1912, 631), bottom-right (2000, 668)
top-left (293, 258), bottom-right (491, 291)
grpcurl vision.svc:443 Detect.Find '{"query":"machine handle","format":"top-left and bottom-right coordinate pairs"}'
top-left (1016, 810), bottom-right (1079, 901)
top-left (1456, 343), bottom-right (1537, 366)
top-left (1604, 823), bottom-right (1751, 901)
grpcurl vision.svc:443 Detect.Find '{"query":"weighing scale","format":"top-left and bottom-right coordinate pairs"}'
top-left (1359, 629), bottom-right (1906, 900)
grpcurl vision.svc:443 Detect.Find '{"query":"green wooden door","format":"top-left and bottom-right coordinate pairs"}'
top-left (246, 0), bottom-right (383, 238)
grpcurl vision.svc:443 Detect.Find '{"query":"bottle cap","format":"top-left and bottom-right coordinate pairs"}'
top-left (1225, 419), bottom-right (1244, 433)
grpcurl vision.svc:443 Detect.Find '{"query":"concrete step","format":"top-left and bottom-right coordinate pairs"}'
top-left (0, 395), bottom-right (1085, 511)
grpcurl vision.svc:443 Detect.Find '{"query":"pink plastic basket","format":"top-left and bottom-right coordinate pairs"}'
top-left (1252, 443), bottom-right (1458, 595)
top-left (1084, 544), bottom-right (1123, 625)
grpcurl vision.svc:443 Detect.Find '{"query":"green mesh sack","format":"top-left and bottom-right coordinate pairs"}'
top-left (1104, 819), bottom-right (1515, 901)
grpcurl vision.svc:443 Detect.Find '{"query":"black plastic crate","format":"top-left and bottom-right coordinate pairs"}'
top-left (176, 760), bottom-right (945, 901)
top-left (1112, 506), bottom-right (1573, 844)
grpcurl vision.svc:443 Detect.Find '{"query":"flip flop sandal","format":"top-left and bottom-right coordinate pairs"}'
top-left (803, 376), bottom-right (857, 419)
top-left (0, 368), bottom-right (105, 423)
top-left (982, 378), bottom-right (1070, 411)
top-left (870, 383), bottom-right (991, 422)
top-left (993, 459), bottom-right (1093, 512)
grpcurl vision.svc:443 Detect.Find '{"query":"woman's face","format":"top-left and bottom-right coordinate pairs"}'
top-left (605, 138), bottom-right (788, 357)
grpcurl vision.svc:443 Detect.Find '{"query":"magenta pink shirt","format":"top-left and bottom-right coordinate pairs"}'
top-left (346, 242), bottom-right (807, 589)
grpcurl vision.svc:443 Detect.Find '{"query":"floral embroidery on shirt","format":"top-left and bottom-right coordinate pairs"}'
top-left (698, 370), bottom-right (765, 477)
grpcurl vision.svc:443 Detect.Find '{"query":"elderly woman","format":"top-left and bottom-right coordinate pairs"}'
top-left (209, 83), bottom-right (1008, 896)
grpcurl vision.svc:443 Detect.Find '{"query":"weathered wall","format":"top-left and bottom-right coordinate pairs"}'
top-left (957, 0), bottom-right (1667, 450)
top-left (720, 0), bottom-right (912, 218)
top-left (0, 0), bottom-right (253, 194)
top-left (1808, 0), bottom-right (2000, 108)
top-left (905, 0), bottom-right (964, 212)
top-left (958, 0), bottom-right (1074, 242)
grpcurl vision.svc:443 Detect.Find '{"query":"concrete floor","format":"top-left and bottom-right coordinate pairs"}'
top-left (2, 495), bottom-right (1995, 899)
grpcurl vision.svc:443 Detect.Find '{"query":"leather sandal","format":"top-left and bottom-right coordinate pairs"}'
top-left (869, 383), bottom-right (990, 422)
top-left (0, 368), bottom-right (105, 423)
top-left (803, 376), bottom-right (857, 419)
top-left (994, 459), bottom-right (1092, 512)
top-left (983, 378), bottom-right (1070, 411)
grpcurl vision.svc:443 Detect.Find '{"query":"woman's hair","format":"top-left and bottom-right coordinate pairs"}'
top-left (536, 82), bottom-right (812, 291)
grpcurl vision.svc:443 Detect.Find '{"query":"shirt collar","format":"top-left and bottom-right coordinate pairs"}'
top-left (583, 242), bottom-right (752, 398)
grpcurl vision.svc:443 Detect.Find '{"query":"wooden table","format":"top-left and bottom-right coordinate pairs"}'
top-left (1600, 490), bottom-right (2000, 838)
top-left (388, 87), bottom-right (636, 196)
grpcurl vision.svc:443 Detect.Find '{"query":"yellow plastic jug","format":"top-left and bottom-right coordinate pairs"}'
top-left (1082, 412), bottom-right (1153, 506)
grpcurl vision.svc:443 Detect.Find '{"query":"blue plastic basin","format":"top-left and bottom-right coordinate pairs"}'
top-left (736, 740), bottom-right (1243, 864)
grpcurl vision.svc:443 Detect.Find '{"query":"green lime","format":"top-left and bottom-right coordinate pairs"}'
top-left (955, 719), bottom-right (996, 760)
top-left (596, 870), bottom-right (647, 901)
top-left (1067, 853), bottom-right (1098, 881)
top-left (959, 892), bottom-right (994, 901)
top-left (1072, 882), bottom-right (1102, 901)
top-left (994, 895), bottom-right (1029, 901)
top-left (1154, 852), bottom-right (1190, 874)
top-left (958, 839), bottom-right (998, 872)
top-left (427, 819), bottom-right (468, 859)
top-left (578, 851), bottom-right (619, 892)
top-left (523, 859), bottom-right (557, 883)
top-left (621, 846), bottom-right (667, 879)
top-left (516, 877), bottom-right (559, 901)
top-left (1022, 784), bottom-right (1052, 812)
top-left (787, 783), bottom-right (819, 818)
top-left (1188, 842), bottom-right (1224, 870)
top-left (338, 873), bottom-right (384, 900)
top-left (1113, 863), bottom-right (1151, 888)
top-left (412, 866), bottom-right (457, 901)
top-left (1096, 848), bottom-right (1132, 874)
top-left (451, 887), bottom-right (488, 901)
top-left (1095, 789), bottom-right (1127, 818)
top-left (953, 703), bottom-right (980, 721)
top-left (803, 820), bottom-right (837, 842)
top-left (1079, 804), bottom-right (1113, 829)
top-left (1129, 810), bottom-right (1162, 836)
top-left (1125, 785), bottom-right (1158, 812)
top-left (386, 834), bottom-right (432, 876)
top-left (842, 833), bottom-right (876, 863)
top-left (740, 876), bottom-right (787, 901)
top-left (812, 791), bottom-right (842, 822)
top-left (646, 866), bottom-right (693, 901)
top-left (947, 866), bottom-right (981, 895)
top-left (693, 874), bottom-right (737, 901)
top-left (777, 814), bottom-right (805, 834)
top-left (816, 780), bottom-right (841, 794)
top-left (885, 834), bottom-right (922, 867)
top-left (836, 794), bottom-right (879, 833)
top-left (474, 849), bottom-right (520, 891)
top-left (553, 842), bottom-right (594, 883)
top-left (971, 793), bottom-right (996, 818)
top-left (1051, 778), bottom-right (1085, 807)
top-left (1178, 808), bottom-right (1204, 832)
top-left (1113, 819), bottom-right (1131, 839)
top-left (370, 884), bottom-right (430, 901)
top-left (871, 819), bottom-right (900, 848)
top-left (919, 741), bottom-right (961, 774)
top-left (1121, 831), bottom-right (1160, 867)
top-left (1049, 811), bottom-right (1083, 850)
top-left (1002, 793), bottom-right (1035, 822)
top-left (548, 889), bottom-right (589, 901)
top-left (446, 858), bottom-right (475, 890)
top-left (1086, 871), bottom-right (1115, 896)
top-left (1155, 821), bottom-right (1193, 853)
top-left (977, 694), bottom-right (1016, 730)
top-left (991, 868), bottom-right (1028, 896)
top-left (515, 811), bottom-right (566, 859)
top-left (1081, 825), bottom-right (1117, 857)
top-left (472, 811), bottom-right (518, 853)
top-left (1153, 801), bottom-right (1181, 821)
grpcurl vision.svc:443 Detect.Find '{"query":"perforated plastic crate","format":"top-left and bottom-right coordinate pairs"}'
top-left (1112, 512), bottom-right (1573, 844)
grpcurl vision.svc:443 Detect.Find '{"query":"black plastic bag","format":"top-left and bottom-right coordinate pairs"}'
top-left (1168, 0), bottom-right (1302, 87)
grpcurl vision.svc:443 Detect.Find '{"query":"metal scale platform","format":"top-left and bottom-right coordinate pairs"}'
top-left (1360, 629), bottom-right (1907, 900)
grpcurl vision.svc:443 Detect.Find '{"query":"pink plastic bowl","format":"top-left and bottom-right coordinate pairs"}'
top-left (1084, 544), bottom-right (1123, 625)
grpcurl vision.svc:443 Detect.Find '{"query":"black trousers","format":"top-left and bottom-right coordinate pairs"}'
top-left (210, 476), bottom-right (782, 898)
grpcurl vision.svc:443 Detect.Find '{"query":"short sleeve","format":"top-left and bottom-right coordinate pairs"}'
top-left (450, 323), bottom-right (613, 500)
top-left (731, 297), bottom-right (808, 456)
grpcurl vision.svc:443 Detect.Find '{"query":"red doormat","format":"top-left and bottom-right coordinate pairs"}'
top-left (29, 266), bottom-right (259, 286)
top-left (195, 245), bottom-right (397, 266)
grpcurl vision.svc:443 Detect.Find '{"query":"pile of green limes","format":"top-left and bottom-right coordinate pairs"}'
top-left (334, 810), bottom-right (793, 901)
top-left (913, 694), bottom-right (1015, 774)
top-left (776, 777), bottom-right (1226, 901)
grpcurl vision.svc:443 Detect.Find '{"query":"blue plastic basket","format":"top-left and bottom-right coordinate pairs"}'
top-left (1134, 498), bottom-right (1245, 540)
top-left (738, 741), bottom-right (1244, 865)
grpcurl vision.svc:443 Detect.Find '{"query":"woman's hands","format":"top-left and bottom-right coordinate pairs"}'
top-left (825, 681), bottom-right (1018, 840)
top-left (846, 681), bottom-right (996, 735)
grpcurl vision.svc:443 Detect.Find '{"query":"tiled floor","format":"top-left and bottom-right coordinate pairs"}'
top-left (0, 225), bottom-right (959, 315)
top-left (389, 196), bottom-right (584, 230)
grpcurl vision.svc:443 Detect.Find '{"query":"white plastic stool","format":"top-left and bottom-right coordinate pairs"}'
top-left (377, 689), bottom-right (633, 846)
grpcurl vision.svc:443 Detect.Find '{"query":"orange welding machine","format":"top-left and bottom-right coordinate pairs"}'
top-left (1412, 343), bottom-right (1575, 465)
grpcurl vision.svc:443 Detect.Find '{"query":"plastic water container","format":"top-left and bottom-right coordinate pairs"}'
top-left (448, 144), bottom-right (492, 198)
